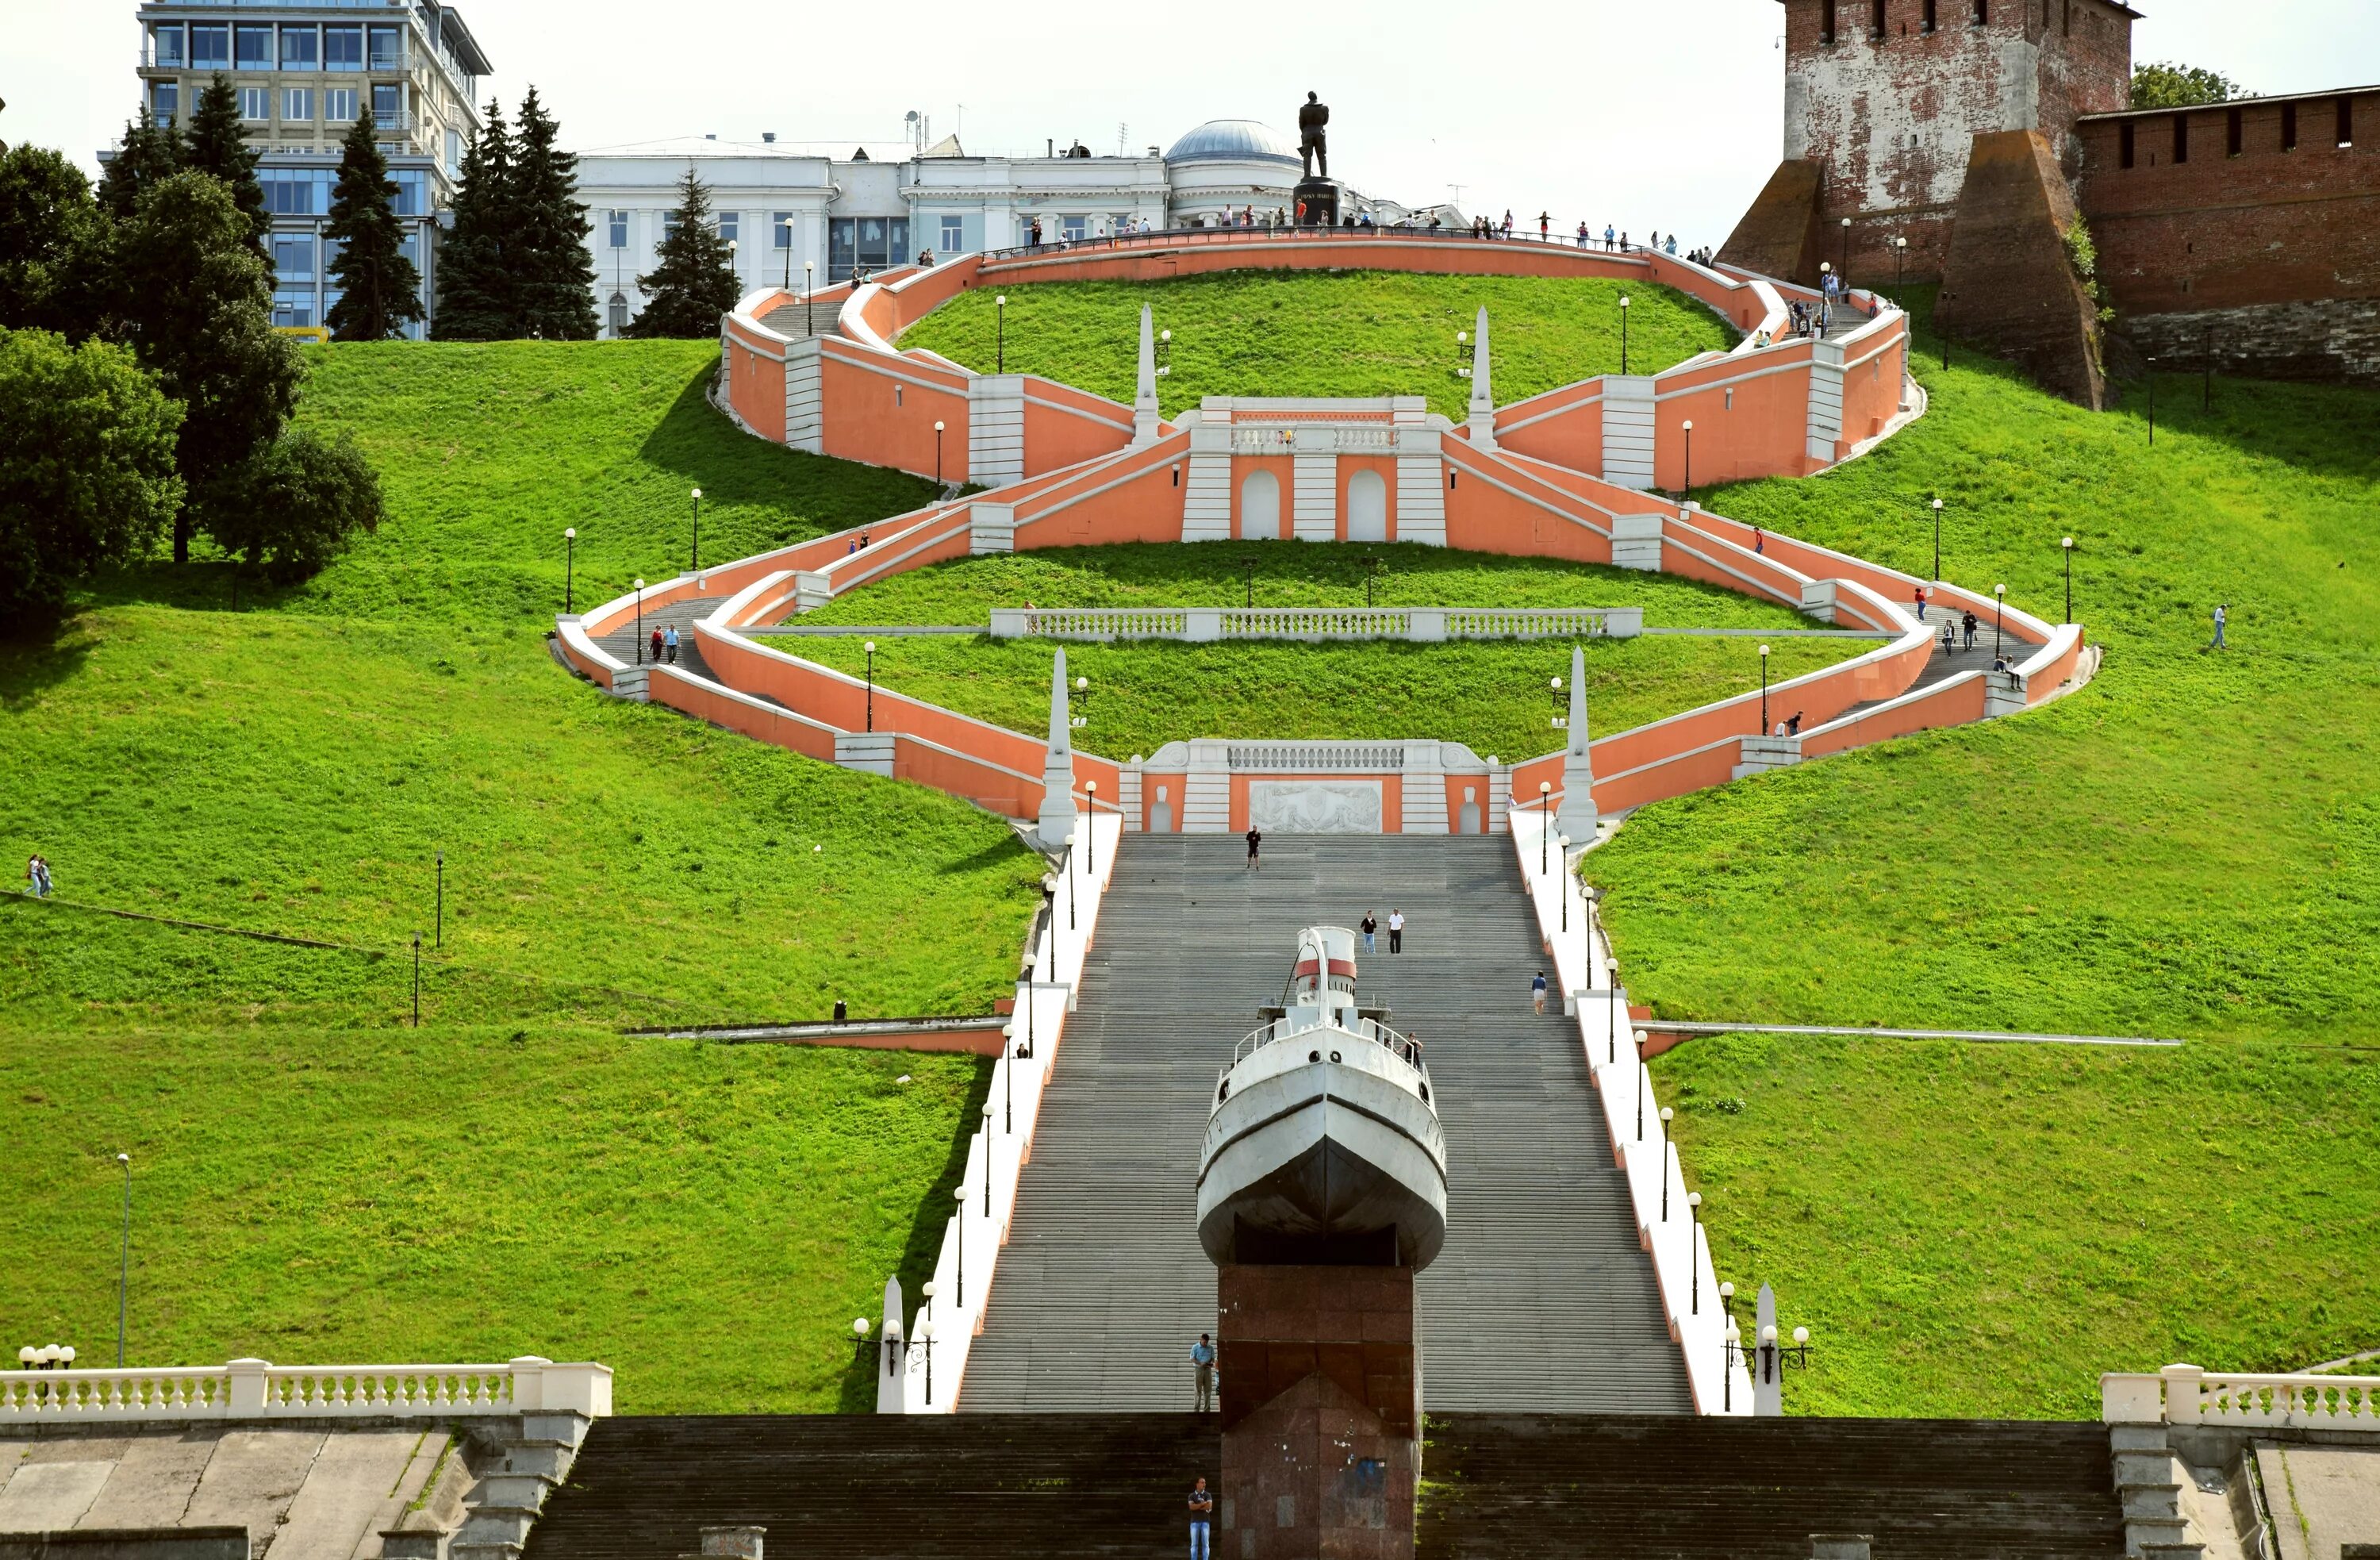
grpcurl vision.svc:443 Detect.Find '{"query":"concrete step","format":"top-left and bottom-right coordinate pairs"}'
top-left (961, 833), bottom-right (1687, 1415)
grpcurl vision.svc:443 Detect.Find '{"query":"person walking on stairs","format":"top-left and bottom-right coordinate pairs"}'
top-left (1192, 1334), bottom-right (1216, 1413)
top-left (649, 625), bottom-right (664, 664)
top-left (1245, 827), bottom-right (1262, 871)
top-left (1962, 609), bottom-right (1978, 652)
top-left (1361, 913), bottom-right (1378, 955)
top-left (1532, 970), bottom-right (1549, 1016)
top-left (663, 624), bottom-right (681, 665)
top-left (1188, 1477), bottom-right (1215, 1560)
top-left (1388, 909), bottom-right (1404, 953)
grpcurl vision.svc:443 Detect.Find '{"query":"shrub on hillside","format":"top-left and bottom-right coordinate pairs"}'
top-left (210, 426), bottom-right (382, 583)
top-left (0, 326), bottom-right (184, 631)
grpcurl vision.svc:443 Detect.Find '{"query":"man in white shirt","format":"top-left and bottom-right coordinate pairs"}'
top-left (1388, 909), bottom-right (1405, 954)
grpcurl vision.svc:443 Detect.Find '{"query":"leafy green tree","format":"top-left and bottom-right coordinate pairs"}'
top-left (509, 88), bottom-right (598, 340)
top-left (322, 111), bottom-right (423, 341)
top-left (114, 172), bottom-right (301, 562)
top-left (433, 101), bottom-right (516, 339)
top-left (627, 166), bottom-right (739, 339)
top-left (179, 75), bottom-right (270, 254)
top-left (0, 326), bottom-right (184, 630)
top-left (209, 426), bottom-right (382, 582)
top-left (2131, 62), bottom-right (2248, 110)
top-left (0, 144), bottom-right (109, 337)
top-left (98, 109), bottom-right (184, 222)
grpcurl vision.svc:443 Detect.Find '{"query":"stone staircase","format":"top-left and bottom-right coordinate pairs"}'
top-left (446, 1411), bottom-right (600, 1560)
top-left (589, 591), bottom-right (721, 684)
top-left (959, 833), bottom-right (1689, 1415)
top-left (520, 1412), bottom-right (2125, 1559)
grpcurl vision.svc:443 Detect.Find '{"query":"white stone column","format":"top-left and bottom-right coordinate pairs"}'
top-left (1557, 644), bottom-right (1599, 840)
top-left (1465, 306), bottom-right (1496, 451)
top-left (1752, 1283), bottom-right (1783, 1416)
top-left (1038, 647), bottom-right (1079, 847)
top-left (1131, 304), bottom-right (1161, 448)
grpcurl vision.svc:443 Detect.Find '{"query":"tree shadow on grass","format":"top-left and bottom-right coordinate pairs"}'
top-left (71, 557), bottom-right (299, 617)
top-left (835, 1051), bottom-right (997, 1411)
top-left (632, 359), bottom-right (942, 548)
top-left (0, 621), bottom-right (97, 709)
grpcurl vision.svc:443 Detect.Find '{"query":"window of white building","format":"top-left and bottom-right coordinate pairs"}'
top-left (939, 215), bottom-right (962, 251)
top-left (190, 25), bottom-right (229, 69)
top-left (235, 25), bottom-right (274, 71)
top-left (240, 88), bottom-right (271, 122)
top-left (324, 25), bottom-right (363, 71)
top-left (717, 211), bottom-right (739, 248)
top-left (280, 25), bottom-right (318, 70)
top-left (774, 212), bottom-right (794, 249)
top-left (151, 25), bottom-right (185, 67)
top-left (324, 88), bottom-right (358, 122)
top-left (609, 211), bottom-right (630, 249)
top-left (370, 83), bottom-right (401, 128)
top-left (152, 82), bottom-right (179, 125)
top-left (662, 210), bottom-right (680, 242)
top-left (1061, 215), bottom-right (1087, 241)
top-left (608, 294), bottom-right (629, 333)
top-left (272, 234), bottom-right (317, 282)
top-left (284, 88), bottom-right (313, 123)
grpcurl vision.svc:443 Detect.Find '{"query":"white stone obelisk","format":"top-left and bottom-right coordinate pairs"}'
top-left (1557, 644), bottom-right (1599, 840)
top-left (1465, 306), bottom-right (1496, 451)
top-left (1131, 304), bottom-right (1161, 447)
top-left (1038, 647), bottom-right (1080, 847)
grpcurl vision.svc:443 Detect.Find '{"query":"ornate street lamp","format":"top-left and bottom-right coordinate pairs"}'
top-left (2062, 536), bottom-right (2076, 624)
top-left (1994, 584), bottom-right (2007, 660)
top-left (1681, 419), bottom-right (1695, 504)
top-left (1930, 497), bottom-right (1944, 582)
top-left (1538, 781), bottom-right (1553, 874)
top-left (804, 260), bottom-right (815, 333)
top-left (689, 487), bottom-right (702, 571)
top-left (864, 640), bottom-right (877, 732)
top-left (1618, 295), bottom-right (1631, 375)
top-left (633, 577), bottom-right (647, 663)
top-left (995, 294), bottom-right (1007, 371)
top-left (933, 421), bottom-right (946, 486)
top-left (562, 527), bottom-right (576, 613)
top-left (1759, 643), bottom-right (1772, 733)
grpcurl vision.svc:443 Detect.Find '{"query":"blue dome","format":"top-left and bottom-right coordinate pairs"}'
top-left (1164, 119), bottom-right (1300, 167)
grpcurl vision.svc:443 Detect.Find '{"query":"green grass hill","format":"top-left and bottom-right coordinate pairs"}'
top-left (897, 270), bottom-right (1736, 419)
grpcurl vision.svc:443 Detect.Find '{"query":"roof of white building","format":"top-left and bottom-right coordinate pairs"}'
top-left (574, 136), bottom-right (914, 163)
top-left (1163, 120), bottom-right (1301, 167)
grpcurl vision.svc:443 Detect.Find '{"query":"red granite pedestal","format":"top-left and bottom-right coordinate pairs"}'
top-left (1215, 1264), bottom-right (1418, 1560)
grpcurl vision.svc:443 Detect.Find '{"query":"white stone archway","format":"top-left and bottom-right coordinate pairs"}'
top-left (1240, 468), bottom-right (1281, 540)
top-left (1346, 469), bottom-right (1388, 543)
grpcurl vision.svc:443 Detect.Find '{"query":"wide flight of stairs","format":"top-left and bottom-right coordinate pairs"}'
top-left (522, 1412), bottom-right (2125, 1559)
top-left (959, 832), bottom-right (1689, 1415)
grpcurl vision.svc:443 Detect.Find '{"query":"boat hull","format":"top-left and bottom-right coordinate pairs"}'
top-left (1197, 1060), bottom-right (1447, 1271)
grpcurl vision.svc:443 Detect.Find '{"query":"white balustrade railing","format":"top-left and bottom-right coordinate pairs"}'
top-left (1510, 809), bottom-right (1752, 1415)
top-left (1226, 742), bottom-right (1406, 773)
top-left (988, 605), bottom-right (1639, 644)
top-left (2102, 1364), bottom-right (2380, 1431)
top-left (877, 811), bottom-right (1122, 1413)
top-left (0, 1356), bottom-right (612, 1422)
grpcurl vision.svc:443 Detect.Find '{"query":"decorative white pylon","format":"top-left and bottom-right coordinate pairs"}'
top-left (1038, 646), bottom-right (1080, 847)
top-left (1465, 305), bottom-right (1497, 451)
top-left (1131, 304), bottom-right (1161, 447)
top-left (1557, 644), bottom-right (1599, 840)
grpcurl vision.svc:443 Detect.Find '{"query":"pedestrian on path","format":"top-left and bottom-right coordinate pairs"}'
top-left (1787, 711), bottom-right (1804, 736)
top-left (1191, 1335), bottom-right (1216, 1413)
top-left (2210, 603), bottom-right (2228, 649)
top-left (1962, 610), bottom-right (1978, 651)
top-left (25, 855), bottom-right (52, 898)
top-left (649, 625), bottom-right (664, 664)
top-left (1912, 586), bottom-right (1927, 624)
top-left (1604, 224), bottom-right (1617, 252)
top-left (1188, 1478), bottom-right (1215, 1560)
top-left (1532, 970), bottom-right (1549, 1015)
top-left (1246, 828), bottom-right (1262, 870)
top-left (1361, 913), bottom-right (1378, 955)
top-left (1388, 909), bottom-right (1405, 954)
top-left (663, 624), bottom-right (681, 665)
top-left (1752, 526), bottom-right (1765, 555)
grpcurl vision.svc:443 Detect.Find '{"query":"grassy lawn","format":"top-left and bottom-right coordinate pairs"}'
top-left (1, 341), bottom-right (1030, 1404)
top-left (796, 633), bottom-right (1860, 763)
top-left (1664, 1036), bottom-right (2380, 1420)
top-left (801, 540), bottom-right (1815, 630)
top-left (898, 271), bottom-right (1736, 419)
top-left (1604, 295), bottom-right (2380, 1412)
top-left (0, 1023), bottom-right (983, 1414)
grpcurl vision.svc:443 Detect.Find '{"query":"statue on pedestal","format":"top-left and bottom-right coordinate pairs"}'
top-left (1298, 92), bottom-right (1329, 181)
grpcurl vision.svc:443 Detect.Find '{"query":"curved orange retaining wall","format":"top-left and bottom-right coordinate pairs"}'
top-left (558, 230), bottom-right (2082, 836)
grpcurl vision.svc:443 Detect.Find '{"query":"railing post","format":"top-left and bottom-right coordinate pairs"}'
top-left (227, 1358), bottom-right (270, 1417)
top-left (2161, 1362), bottom-right (2205, 1425)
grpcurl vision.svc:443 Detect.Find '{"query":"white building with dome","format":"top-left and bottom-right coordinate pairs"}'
top-left (570, 119), bottom-right (1459, 336)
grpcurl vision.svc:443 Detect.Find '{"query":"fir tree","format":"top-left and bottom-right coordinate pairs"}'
top-left (432, 101), bottom-right (516, 339)
top-left (322, 110), bottom-right (422, 341)
top-left (627, 166), bottom-right (739, 339)
top-left (508, 88), bottom-right (598, 340)
top-left (99, 109), bottom-right (184, 222)
top-left (179, 75), bottom-right (270, 255)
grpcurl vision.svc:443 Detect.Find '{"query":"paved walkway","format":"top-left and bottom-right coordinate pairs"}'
top-left (962, 833), bottom-right (1689, 1415)
top-left (590, 594), bottom-right (720, 682)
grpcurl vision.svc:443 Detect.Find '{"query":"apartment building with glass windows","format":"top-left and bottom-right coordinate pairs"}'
top-left (129, 0), bottom-right (492, 334)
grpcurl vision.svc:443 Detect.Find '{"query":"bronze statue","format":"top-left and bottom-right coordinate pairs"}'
top-left (1298, 91), bottom-right (1329, 181)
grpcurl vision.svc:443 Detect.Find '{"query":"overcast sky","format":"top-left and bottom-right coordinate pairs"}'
top-left (7, 0), bottom-right (2374, 244)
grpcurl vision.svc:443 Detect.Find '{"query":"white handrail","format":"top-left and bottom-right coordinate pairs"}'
top-left (2103, 1365), bottom-right (2380, 1430)
top-left (0, 1356), bottom-right (613, 1421)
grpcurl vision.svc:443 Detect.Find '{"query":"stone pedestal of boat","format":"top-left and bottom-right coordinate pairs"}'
top-left (1218, 1263), bottom-right (1418, 1560)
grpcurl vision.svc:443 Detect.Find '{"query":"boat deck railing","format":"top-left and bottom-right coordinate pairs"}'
top-left (1227, 1013), bottom-right (1432, 1085)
